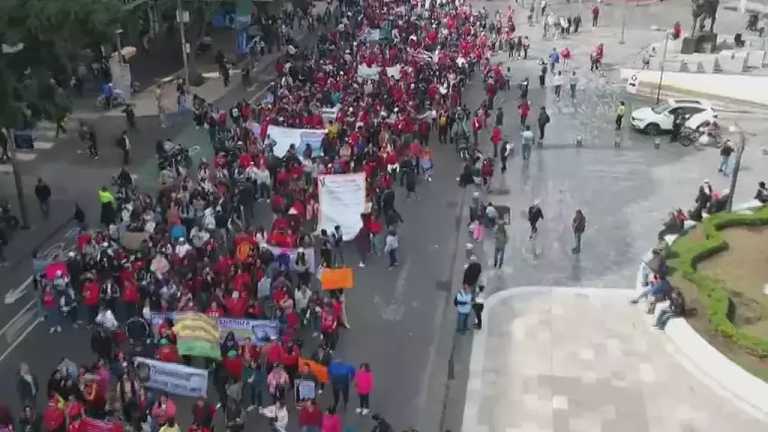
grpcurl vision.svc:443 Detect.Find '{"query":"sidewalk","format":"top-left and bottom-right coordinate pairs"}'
top-left (462, 287), bottom-right (768, 431)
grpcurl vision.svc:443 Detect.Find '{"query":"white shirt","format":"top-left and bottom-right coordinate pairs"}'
top-left (95, 309), bottom-right (118, 330)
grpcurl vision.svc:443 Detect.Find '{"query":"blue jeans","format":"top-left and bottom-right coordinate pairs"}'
top-left (719, 155), bottom-right (730, 175)
top-left (655, 308), bottom-right (677, 329)
top-left (456, 312), bottom-right (469, 332)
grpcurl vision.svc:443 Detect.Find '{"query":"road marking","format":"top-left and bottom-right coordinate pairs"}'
top-left (0, 316), bottom-right (43, 363)
top-left (0, 299), bottom-right (35, 333)
top-left (189, 145), bottom-right (201, 155)
top-left (0, 165), bottom-right (11, 173)
top-left (4, 276), bottom-right (32, 305)
top-left (35, 141), bottom-right (55, 150)
top-left (374, 260), bottom-right (411, 321)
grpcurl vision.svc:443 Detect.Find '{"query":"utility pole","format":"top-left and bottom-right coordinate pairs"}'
top-left (177, 0), bottom-right (190, 84)
top-left (619, 0), bottom-right (627, 44)
top-left (656, 31), bottom-right (670, 104)
top-left (3, 129), bottom-right (30, 230)
top-left (726, 126), bottom-right (746, 212)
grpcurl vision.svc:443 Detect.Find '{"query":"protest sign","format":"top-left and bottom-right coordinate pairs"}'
top-left (318, 173), bottom-right (366, 240)
top-left (134, 357), bottom-right (209, 397)
top-left (266, 125), bottom-right (326, 157)
top-left (218, 318), bottom-right (280, 345)
top-left (357, 64), bottom-right (381, 80)
top-left (297, 379), bottom-right (317, 401)
top-left (320, 267), bottom-right (355, 290)
top-left (264, 244), bottom-right (317, 273)
top-left (150, 312), bottom-right (282, 346)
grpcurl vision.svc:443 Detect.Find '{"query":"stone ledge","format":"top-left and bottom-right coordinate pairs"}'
top-left (634, 201), bottom-right (768, 420)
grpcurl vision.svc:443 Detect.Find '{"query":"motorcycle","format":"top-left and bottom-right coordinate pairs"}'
top-left (0, 201), bottom-right (20, 231)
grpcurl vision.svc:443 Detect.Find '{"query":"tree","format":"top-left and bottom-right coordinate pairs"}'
top-left (0, 0), bottom-right (123, 128)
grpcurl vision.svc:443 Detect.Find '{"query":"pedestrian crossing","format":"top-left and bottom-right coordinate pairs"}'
top-left (10, 119), bottom-right (73, 162)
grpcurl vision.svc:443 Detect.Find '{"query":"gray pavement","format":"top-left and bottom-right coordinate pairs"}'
top-left (462, 287), bottom-right (768, 432)
top-left (0, 0), bottom-right (766, 431)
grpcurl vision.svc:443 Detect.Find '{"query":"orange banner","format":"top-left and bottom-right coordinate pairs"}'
top-left (299, 357), bottom-right (329, 383)
top-left (320, 267), bottom-right (354, 290)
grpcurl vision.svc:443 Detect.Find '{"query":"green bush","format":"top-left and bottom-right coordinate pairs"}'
top-left (668, 206), bottom-right (768, 358)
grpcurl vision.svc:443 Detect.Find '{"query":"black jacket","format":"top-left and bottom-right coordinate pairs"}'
top-left (34, 184), bottom-right (51, 202)
top-left (17, 373), bottom-right (39, 404)
top-left (463, 262), bottom-right (482, 286)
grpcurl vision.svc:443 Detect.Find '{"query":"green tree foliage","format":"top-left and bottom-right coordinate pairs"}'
top-left (0, 0), bottom-right (123, 128)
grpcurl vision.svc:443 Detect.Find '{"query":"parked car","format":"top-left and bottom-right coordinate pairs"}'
top-left (630, 98), bottom-right (713, 135)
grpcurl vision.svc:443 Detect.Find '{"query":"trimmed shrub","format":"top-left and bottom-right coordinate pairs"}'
top-left (668, 206), bottom-right (768, 358)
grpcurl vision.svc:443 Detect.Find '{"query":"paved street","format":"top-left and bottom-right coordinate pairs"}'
top-left (0, 0), bottom-right (766, 431)
top-left (462, 287), bottom-right (768, 432)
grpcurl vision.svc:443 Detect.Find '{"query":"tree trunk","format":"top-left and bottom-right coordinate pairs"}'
top-left (185, 0), bottom-right (210, 87)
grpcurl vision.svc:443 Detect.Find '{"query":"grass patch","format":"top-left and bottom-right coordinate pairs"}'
top-left (667, 206), bottom-right (768, 364)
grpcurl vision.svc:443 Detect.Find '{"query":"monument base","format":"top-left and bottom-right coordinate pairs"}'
top-left (681, 32), bottom-right (718, 54)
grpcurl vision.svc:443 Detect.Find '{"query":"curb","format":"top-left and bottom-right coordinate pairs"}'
top-left (634, 200), bottom-right (768, 420)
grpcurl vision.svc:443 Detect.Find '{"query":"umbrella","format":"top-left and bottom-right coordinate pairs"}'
top-left (43, 262), bottom-right (69, 281)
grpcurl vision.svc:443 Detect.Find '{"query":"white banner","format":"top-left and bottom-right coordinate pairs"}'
top-left (386, 65), bottom-right (402, 79)
top-left (266, 125), bottom-right (326, 157)
top-left (321, 105), bottom-right (341, 124)
top-left (318, 173), bottom-right (367, 241)
top-left (133, 357), bottom-right (208, 397)
top-left (357, 64), bottom-right (381, 80)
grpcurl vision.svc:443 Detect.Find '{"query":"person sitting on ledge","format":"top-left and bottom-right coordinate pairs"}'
top-left (755, 181), bottom-right (768, 204)
top-left (657, 209), bottom-right (687, 240)
top-left (654, 287), bottom-right (687, 330)
top-left (631, 274), bottom-right (671, 305)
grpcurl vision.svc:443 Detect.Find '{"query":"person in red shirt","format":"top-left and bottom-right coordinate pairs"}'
top-left (518, 99), bottom-right (531, 126)
top-left (157, 340), bottom-right (181, 363)
top-left (491, 126), bottom-right (503, 158)
top-left (281, 341), bottom-right (300, 382)
top-left (298, 400), bottom-right (323, 430)
top-left (81, 277), bottom-right (101, 324)
top-left (471, 112), bottom-right (483, 146)
top-left (265, 339), bottom-right (284, 367)
top-left (206, 301), bottom-right (223, 319)
top-left (224, 291), bottom-right (248, 317)
top-left (222, 350), bottom-right (244, 381)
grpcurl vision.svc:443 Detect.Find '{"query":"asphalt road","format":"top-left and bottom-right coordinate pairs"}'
top-left (1, 1), bottom-right (767, 431)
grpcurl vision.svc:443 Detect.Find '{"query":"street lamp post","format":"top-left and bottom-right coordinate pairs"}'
top-left (619, 0), bottom-right (627, 44)
top-left (3, 128), bottom-right (30, 230)
top-left (655, 30), bottom-right (670, 104)
top-left (726, 125), bottom-right (747, 212)
top-left (177, 0), bottom-right (190, 84)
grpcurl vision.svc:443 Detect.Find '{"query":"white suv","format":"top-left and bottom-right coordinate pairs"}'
top-left (630, 99), bottom-right (713, 135)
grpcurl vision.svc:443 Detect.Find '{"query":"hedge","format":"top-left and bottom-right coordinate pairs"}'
top-left (667, 206), bottom-right (768, 358)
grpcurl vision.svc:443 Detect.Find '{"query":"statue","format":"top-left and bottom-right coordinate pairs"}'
top-left (691, 0), bottom-right (720, 37)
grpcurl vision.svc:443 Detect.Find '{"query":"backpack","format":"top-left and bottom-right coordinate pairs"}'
top-left (438, 114), bottom-right (448, 127)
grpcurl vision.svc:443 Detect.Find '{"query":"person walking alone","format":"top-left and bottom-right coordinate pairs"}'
top-left (354, 363), bottom-right (374, 416)
top-left (615, 101), bottom-right (626, 130)
top-left (454, 285), bottom-right (472, 334)
top-left (718, 139), bottom-right (734, 176)
top-left (521, 125), bottom-right (534, 161)
top-left (500, 141), bottom-right (513, 173)
top-left (118, 130), bottom-right (131, 165)
top-left (568, 71), bottom-right (578, 101)
top-left (493, 224), bottom-right (508, 268)
top-left (528, 200), bottom-right (544, 239)
top-left (34, 178), bottom-right (52, 217)
top-left (592, 5), bottom-right (600, 27)
top-left (538, 62), bottom-right (547, 88)
top-left (518, 99), bottom-right (530, 126)
top-left (472, 285), bottom-right (485, 330)
top-left (384, 229), bottom-right (399, 269)
top-left (552, 71), bottom-right (563, 100)
top-left (571, 209), bottom-right (586, 254)
top-left (537, 107), bottom-right (550, 145)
